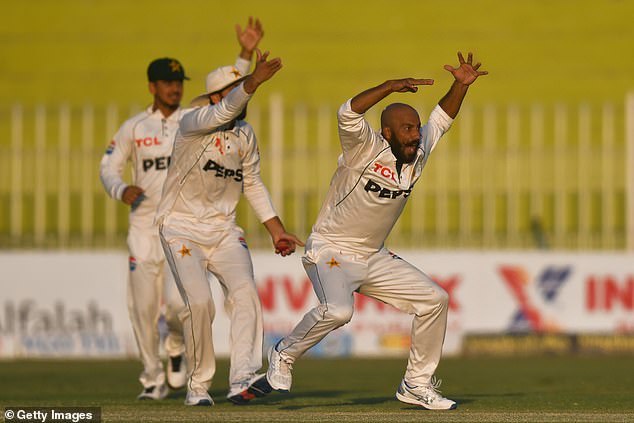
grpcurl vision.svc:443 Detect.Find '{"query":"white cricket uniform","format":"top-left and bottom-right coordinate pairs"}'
top-left (99, 56), bottom-right (251, 390)
top-left (156, 82), bottom-right (277, 395)
top-left (276, 99), bottom-right (454, 386)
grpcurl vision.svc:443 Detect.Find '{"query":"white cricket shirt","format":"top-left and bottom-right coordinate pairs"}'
top-left (310, 99), bottom-right (453, 255)
top-left (155, 83), bottom-right (277, 232)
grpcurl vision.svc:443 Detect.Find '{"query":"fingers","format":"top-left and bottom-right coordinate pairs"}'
top-left (122, 186), bottom-right (144, 205)
top-left (274, 234), bottom-right (304, 256)
top-left (467, 52), bottom-right (473, 64)
top-left (258, 49), bottom-right (270, 61)
top-left (411, 78), bottom-right (434, 85)
top-left (267, 57), bottom-right (282, 72)
top-left (255, 17), bottom-right (263, 34)
top-left (443, 64), bottom-right (455, 73)
top-left (290, 235), bottom-right (305, 247)
top-left (235, 23), bottom-right (242, 37)
top-left (457, 51), bottom-right (465, 64)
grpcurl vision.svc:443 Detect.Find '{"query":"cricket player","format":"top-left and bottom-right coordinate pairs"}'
top-left (99, 18), bottom-right (265, 400)
top-left (156, 48), bottom-right (303, 406)
top-left (266, 52), bottom-right (488, 410)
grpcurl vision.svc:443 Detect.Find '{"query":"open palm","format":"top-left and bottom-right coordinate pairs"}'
top-left (443, 52), bottom-right (488, 86)
top-left (236, 17), bottom-right (264, 53)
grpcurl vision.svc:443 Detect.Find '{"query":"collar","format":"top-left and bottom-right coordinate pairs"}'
top-left (147, 105), bottom-right (183, 122)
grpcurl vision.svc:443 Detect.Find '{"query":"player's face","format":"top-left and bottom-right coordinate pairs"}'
top-left (151, 80), bottom-right (183, 110)
top-left (388, 110), bottom-right (421, 163)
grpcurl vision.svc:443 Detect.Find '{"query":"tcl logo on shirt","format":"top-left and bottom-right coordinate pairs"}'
top-left (372, 162), bottom-right (397, 183)
top-left (135, 137), bottom-right (162, 147)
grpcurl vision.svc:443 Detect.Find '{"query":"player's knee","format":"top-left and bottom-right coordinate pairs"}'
top-left (411, 286), bottom-right (449, 316)
top-left (186, 297), bottom-right (215, 319)
top-left (324, 303), bottom-right (354, 326)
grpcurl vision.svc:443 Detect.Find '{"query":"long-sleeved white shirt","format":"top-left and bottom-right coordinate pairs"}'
top-left (99, 57), bottom-right (251, 229)
top-left (310, 99), bottom-right (453, 255)
top-left (155, 82), bottom-right (277, 232)
top-left (99, 106), bottom-right (185, 227)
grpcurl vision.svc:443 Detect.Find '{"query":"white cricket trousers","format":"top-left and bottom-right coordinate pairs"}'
top-left (127, 225), bottom-right (185, 389)
top-left (277, 235), bottom-right (449, 386)
top-left (159, 222), bottom-right (263, 394)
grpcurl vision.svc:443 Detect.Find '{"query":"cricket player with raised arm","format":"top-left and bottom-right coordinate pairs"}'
top-left (99, 17), bottom-right (265, 401)
top-left (265, 52), bottom-right (487, 410)
top-left (155, 48), bottom-right (303, 406)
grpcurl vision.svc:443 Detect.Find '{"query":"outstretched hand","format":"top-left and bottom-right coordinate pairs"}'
top-left (243, 49), bottom-right (282, 94)
top-left (443, 52), bottom-right (488, 86)
top-left (236, 16), bottom-right (264, 54)
top-left (389, 78), bottom-right (434, 93)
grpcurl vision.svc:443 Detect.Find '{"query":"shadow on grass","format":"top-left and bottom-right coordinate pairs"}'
top-left (167, 390), bottom-right (187, 401)
top-left (457, 392), bottom-right (524, 398)
top-left (257, 392), bottom-right (396, 410)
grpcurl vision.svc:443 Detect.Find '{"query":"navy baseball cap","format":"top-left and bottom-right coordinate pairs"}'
top-left (147, 58), bottom-right (190, 82)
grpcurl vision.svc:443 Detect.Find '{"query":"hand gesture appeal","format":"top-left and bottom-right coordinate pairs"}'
top-left (443, 52), bottom-right (488, 86)
top-left (236, 17), bottom-right (264, 54)
top-left (389, 78), bottom-right (435, 93)
top-left (243, 49), bottom-right (282, 94)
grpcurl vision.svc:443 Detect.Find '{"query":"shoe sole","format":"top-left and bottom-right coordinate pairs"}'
top-left (266, 377), bottom-right (290, 393)
top-left (395, 391), bottom-right (457, 410)
top-left (185, 399), bottom-right (213, 406)
top-left (227, 375), bottom-right (274, 405)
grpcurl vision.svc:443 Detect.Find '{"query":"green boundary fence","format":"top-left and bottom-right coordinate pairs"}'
top-left (1, 93), bottom-right (633, 250)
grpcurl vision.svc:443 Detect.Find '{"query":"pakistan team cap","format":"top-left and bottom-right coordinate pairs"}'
top-left (147, 58), bottom-right (190, 82)
top-left (190, 65), bottom-right (247, 107)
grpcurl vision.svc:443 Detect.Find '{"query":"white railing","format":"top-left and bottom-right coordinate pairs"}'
top-left (1, 94), bottom-right (632, 250)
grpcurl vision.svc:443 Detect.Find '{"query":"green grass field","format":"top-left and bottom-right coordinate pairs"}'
top-left (1, 357), bottom-right (633, 422)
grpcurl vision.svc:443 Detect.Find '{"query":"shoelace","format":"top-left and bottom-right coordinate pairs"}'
top-left (426, 376), bottom-right (445, 399)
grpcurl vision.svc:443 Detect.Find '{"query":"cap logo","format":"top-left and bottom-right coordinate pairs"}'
top-left (230, 67), bottom-right (242, 78)
top-left (169, 60), bottom-right (182, 72)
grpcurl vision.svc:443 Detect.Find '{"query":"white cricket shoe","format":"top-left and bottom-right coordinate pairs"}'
top-left (137, 383), bottom-right (168, 400)
top-left (396, 377), bottom-right (457, 410)
top-left (266, 345), bottom-right (293, 392)
top-left (167, 353), bottom-right (187, 389)
top-left (226, 373), bottom-right (273, 404)
top-left (184, 389), bottom-right (214, 406)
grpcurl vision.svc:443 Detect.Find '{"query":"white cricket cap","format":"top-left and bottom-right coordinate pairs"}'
top-left (190, 65), bottom-right (247, 107)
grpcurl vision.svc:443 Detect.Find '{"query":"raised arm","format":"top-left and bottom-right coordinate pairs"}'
top-left (236, 17), bottom-right (264, 61)
top-left (350, 78), bottom-right (434, 114)
top-left (438, 51), bottom-right (488, 118)
top-left (181, 50), bottom-right (282, 135)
